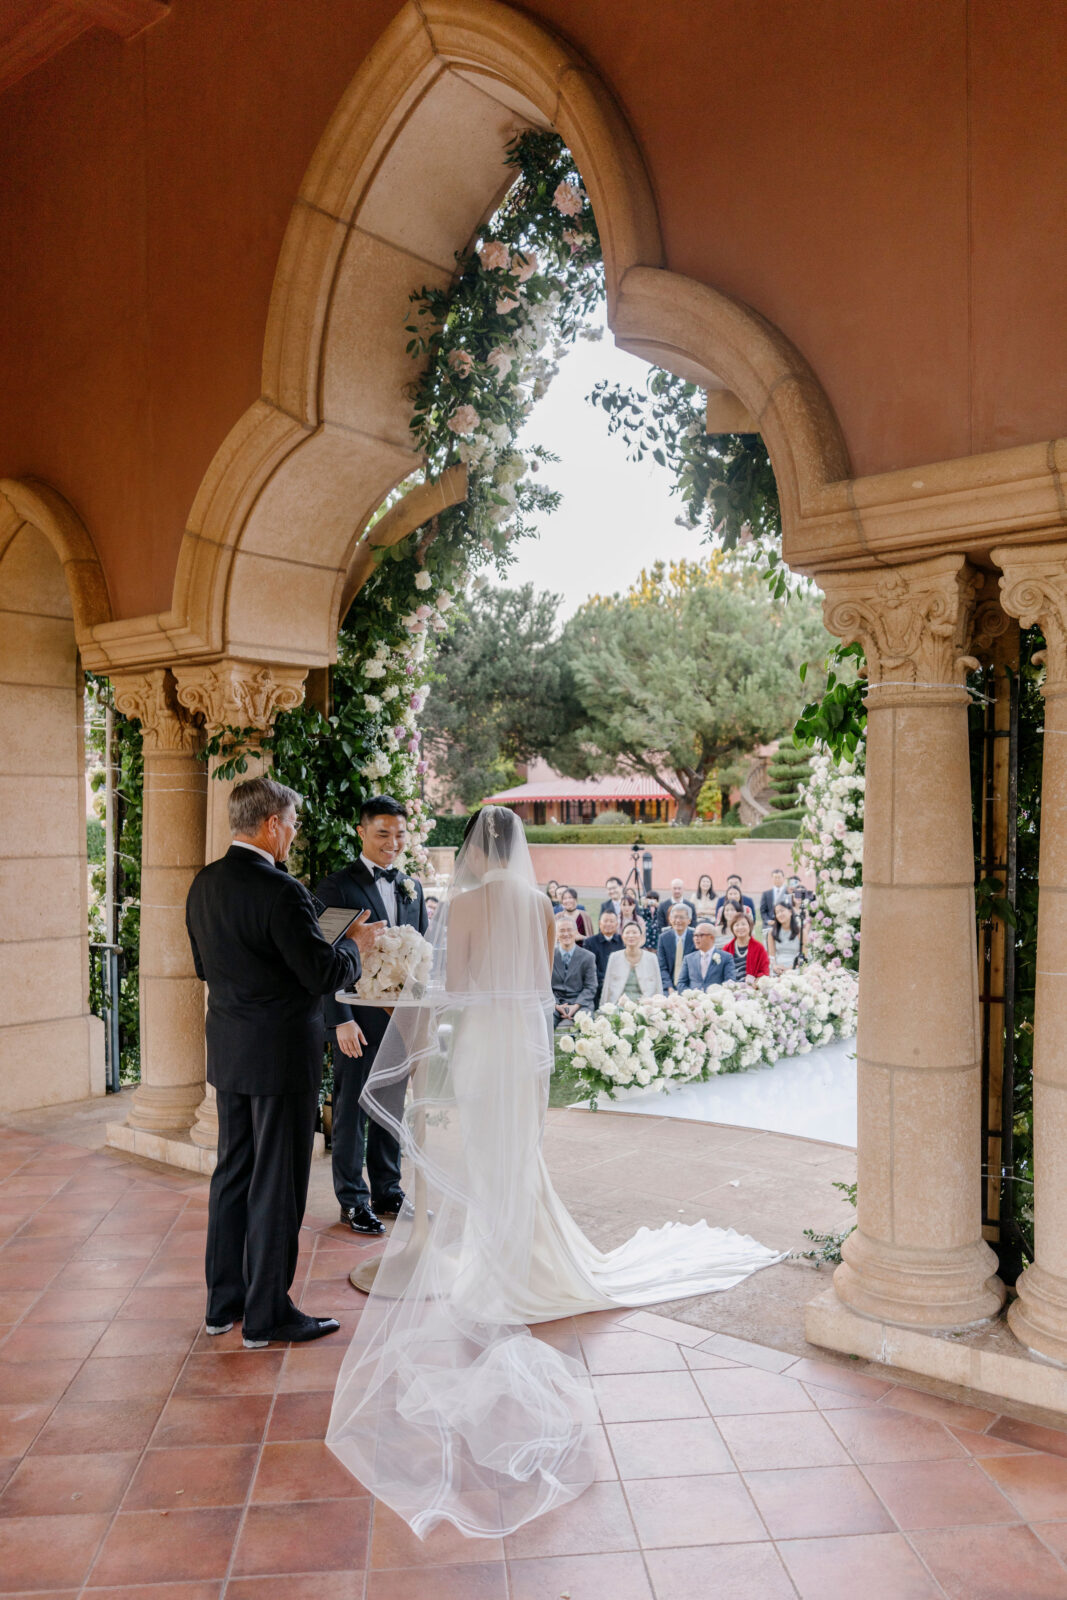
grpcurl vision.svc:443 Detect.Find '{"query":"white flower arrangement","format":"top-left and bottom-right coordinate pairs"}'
top-left (793, 742), bottom-right (865, 971)
top-left (355, 923), bottom-right (433, 1001)
top-left (559, 964), bottom-right (858, 1107)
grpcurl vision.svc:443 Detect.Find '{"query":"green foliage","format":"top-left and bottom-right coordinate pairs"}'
top-left (748, 817), bottom-right (802, 840)
top-left (591, 810), bottom-right (631, 826)
top-left (794, 641), bottom-right (866, 758)
top-left (588, 370), bottom-right (780, 553)
top-left (85, 678), bottom-right (143, 1083)
top-left (521, 824), bottom-right (750, 845)
top-left (419, 583), bottom-right (577, 809)
top-left (86, 817), bottom-right (105, 864)
top-left (765, 742), bottom-right (813, 817)
top-left (427, 814), bottom-right (477, 848)
top-left (799, 1181), bottom-right (858, 1266)
top-left (547, 558), bottom-right (831, 824)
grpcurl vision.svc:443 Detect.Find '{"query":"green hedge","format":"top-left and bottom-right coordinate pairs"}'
top-left (520, 824), bottom-right (751, 845)
top-left (427, 817), bottom-right (756, 848)
top-left (747, 817), bottom-right (802, 839)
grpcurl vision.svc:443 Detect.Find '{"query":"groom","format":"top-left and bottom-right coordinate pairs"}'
top-left (316, 795), bottom-right (428, 1235)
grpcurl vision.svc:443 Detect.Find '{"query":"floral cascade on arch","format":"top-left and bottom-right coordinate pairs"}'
top-left (259, 133), bottom-right (605, 884)
top-left (793, 741), bottom-right (865, 971)
top-left (559, 965), bottom-right (859, 1107)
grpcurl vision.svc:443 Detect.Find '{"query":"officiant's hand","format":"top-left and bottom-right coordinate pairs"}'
top-left (335, 1020), bottom-right (367, 1058)
top-left (344, 909), bottom-right (386, 955)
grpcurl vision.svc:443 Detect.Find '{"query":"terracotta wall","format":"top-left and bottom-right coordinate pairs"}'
top-left (2, 0), bottom-right (1065, 620)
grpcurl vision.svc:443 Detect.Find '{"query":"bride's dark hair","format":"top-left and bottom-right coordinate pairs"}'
top-left (462, 805), bottom-right (521, 849)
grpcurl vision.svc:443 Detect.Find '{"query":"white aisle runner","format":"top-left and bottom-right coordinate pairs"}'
top-left (572, 1035), bottom-right (857, 1148)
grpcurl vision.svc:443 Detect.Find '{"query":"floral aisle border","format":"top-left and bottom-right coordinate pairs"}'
top-left (793, 742), bottom-right (865, 969)
top-left (559, 964), bottom-right (858, 1107)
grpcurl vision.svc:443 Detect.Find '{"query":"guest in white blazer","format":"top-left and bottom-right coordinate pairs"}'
top-left (600, 919), bottom-right (665, 1006)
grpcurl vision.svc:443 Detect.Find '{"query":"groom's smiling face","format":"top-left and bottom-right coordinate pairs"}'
top-left (359, 813), bottom-right (406, 868)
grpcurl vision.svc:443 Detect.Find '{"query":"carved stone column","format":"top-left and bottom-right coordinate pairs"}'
top-left (994, 543), bottom-right (1067, 1364)
top-left (820, 554), bottom-right (1005, 1328)
top-left (172, 660), bottom-right (306, 1149)
top-left (111, 670), bottom-right (206, 1135)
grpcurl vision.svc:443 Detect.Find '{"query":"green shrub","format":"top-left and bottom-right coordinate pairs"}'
top-left (766, 744), bottom-right (813, 813)
top-left (721, 805), bottom-right (742, 827)
top-left (591, 809), bottom-right (631, 826)
top-left (86, 817), bottom-right (105, 864)
top-left (521, 824), bottom-right (750, 845)
top-left (426, 813), bottom-right (476, 848)
top-left (748, 817), bottom-right (802, 839)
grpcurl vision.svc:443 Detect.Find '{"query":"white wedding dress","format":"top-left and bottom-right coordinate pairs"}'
top-left (326, 808), bottom-right (783, 1539)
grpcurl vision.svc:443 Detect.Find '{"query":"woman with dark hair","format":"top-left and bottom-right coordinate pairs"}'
top-left (767, 899), bottom-right (806, 973)
top-left (693, 872), bottom-right (716, 921)
top-left (545, 879), bottom-right (561, 910)
top-left (724, 912), bottom-right (770, 983)
top-left (713, 899), bottom-right (740, 953)
top-left (640, 889), bottom-right (662, 951)
top-left (558, 885), bottom-right (593, 939)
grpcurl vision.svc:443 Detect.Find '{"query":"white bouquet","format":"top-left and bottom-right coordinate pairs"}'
top-left (354, 923), bottom-right (433, 1001)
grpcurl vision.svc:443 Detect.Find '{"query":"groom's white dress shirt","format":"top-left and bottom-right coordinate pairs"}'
top-left (361, 852), bottom-right (397, 924)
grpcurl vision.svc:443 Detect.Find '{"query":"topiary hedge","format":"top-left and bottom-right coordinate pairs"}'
top-left (520, 824), bottom-right (751, 845)
top-left (747, 817), bottom-right (802, 840)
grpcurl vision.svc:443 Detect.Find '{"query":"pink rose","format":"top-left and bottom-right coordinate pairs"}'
top-left (486, 346), bottom-right (512, 380)
top-left (552, 180), bottom-right (584, 217)
top-left (416, 760), bottom-right (428, 774)
top-left (496, 292), bottom-right (520, 315)
top-left (448, 349), bottom-right (473, 378)
top-left (478, 239), bottom-right (510, 271)
top-left (415, 604), bottom-right (433, 620)
top-left (407, 736), bottom-right (420, 753)
top-left (511, 249), bottom-right (538, 282)
top-left (446, 404), bottom-right (479, 435)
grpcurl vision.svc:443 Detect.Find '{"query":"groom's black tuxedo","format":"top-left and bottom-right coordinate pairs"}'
top-left (186, 844), bottom-right (362, 1338)
top-left (315, 858), bottom-right (428, 1211)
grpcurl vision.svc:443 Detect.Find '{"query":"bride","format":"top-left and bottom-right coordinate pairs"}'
top-left (326, 806), bottom-right (783, 1538)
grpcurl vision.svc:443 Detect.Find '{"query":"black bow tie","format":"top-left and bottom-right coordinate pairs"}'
top-left (373, 866), bottom-right (398, 883)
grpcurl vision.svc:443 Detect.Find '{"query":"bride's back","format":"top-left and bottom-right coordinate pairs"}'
top-left (445, 861), bottom-right (554, 1000)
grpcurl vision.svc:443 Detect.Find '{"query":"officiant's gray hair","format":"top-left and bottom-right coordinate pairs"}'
top-left (229, 775), bottom-right (303, 835)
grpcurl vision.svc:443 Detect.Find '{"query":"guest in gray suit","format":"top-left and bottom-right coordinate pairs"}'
top-left (681, 921), bottom-right (735, 990)
top-left (551, 915), bottom-right (597, 1029)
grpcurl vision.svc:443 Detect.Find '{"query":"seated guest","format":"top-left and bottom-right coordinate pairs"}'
top-left (714, 872), bottom-right (756, 921)
top-left (425, 893), bottom-right (441, 923)
top-left (693, 872), bottom-right (717, 921)
top-left (768, 900), bottom-right (806, 972)
top-left (600, 875), bottom-right (624, 917)
top-left (657, 902), bottom-right (696, 992)
top-left (725, 912), bottom-right (770, 983)
top-left (583, 909), bottom-right (625, 1006)
top-left (545, 879), bottom-right (561, 911)
top-left (713, 898), bottom-right (740, 953)
top-left (655, 878), bottom-right (698, 930)
top-left (559, 885), bottom-right (593, 939)
top-left (681, 920), bottom-right (735, 989)
top-left (759, 868), bottom-right (790, 930)
top-left (618, 890), bottom-right (642, 928)
top-left (641, 890), bottom-right (662, 950)
top-left (601, 918), bottom-right (663, 1005)
top-left (551, 915), bottom-right (597, 1028)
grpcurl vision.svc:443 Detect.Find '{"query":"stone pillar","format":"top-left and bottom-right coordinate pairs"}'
top-left (111, 670), bottom-right (206, 1135)
top-left (820, 555), bottom-right (1005, 1328)
top-left (173, 660), bottom-right (307, 1150)
top-left (994, 543), bottom-right (1067, 1365)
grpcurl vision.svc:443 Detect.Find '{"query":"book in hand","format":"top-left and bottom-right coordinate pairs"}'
top-left (316, 906), bottom-right (360, 947)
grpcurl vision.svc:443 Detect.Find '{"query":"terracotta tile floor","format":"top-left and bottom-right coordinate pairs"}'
top-left (3, 1129), bottom-right (1067, 1598)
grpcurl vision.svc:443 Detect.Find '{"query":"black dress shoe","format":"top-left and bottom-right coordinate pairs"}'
top-left (340, 1202), bottom-right (385, 1235)
top-left (243, 1310), bottom-right (340, 1349)
top-left (372, 1190), bottom-right (406, 1217)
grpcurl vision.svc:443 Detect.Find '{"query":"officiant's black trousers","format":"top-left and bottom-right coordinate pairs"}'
top-left (330, 1015), bottom-right (402, 1210)
top-left (205, 1088), bottom-right (316, 1336)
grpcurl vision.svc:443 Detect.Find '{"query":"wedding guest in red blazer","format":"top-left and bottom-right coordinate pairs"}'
top-left (724, 912), bottom-right (770, 983)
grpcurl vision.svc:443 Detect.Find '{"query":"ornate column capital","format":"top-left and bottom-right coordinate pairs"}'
top-left (172, 660), bottom-right (307, 734)
top-left (992, 542), bottom-right (1067, 684)
top-left (819, 555), bottom-right (980, 690)
top-left (111, 669), bottom-right (201, 755)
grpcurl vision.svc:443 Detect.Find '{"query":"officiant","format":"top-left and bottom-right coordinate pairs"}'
top-left (316, 795), bottom-right (428, 1236)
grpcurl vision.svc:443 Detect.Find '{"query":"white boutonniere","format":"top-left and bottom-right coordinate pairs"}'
top-left (398, 876), bottom-right (418, 902)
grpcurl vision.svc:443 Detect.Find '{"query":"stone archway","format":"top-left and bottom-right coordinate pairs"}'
top-left (0, 479), bottom-right (110, 1113)
top-left (77, 0), bottom-right (848, 680)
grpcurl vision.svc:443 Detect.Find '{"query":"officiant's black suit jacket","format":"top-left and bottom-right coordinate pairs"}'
top-left (185, 846), bottom-right (361, 1096)
top-left (315, 859), bottom-right (428, 1032)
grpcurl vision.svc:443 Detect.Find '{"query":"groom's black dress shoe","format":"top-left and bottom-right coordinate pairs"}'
top-left (340, 1202), bottom-right (385, 1235)
top-left (243, 1310), bottom-right (340, 1349)
top-left (372, 1190), bottom-right (406, 1217)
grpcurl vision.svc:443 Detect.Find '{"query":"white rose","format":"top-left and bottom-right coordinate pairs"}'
top-left (414, 570), bottom-right (432, 591)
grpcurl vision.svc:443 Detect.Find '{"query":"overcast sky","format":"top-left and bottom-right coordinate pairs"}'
top-left (507, 304), bottom-right (710, 618)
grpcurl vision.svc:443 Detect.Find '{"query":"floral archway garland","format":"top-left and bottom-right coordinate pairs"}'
top-left (260, 132), bottom-right (606, 879)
